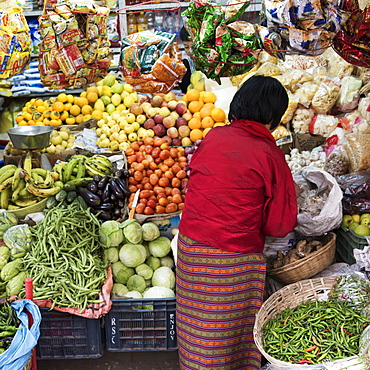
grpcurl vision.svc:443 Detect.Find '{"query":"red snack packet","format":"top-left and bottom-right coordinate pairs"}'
top-left (56, 43), bottom-right (85, 76)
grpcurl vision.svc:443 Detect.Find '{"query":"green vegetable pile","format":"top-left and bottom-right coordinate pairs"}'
top-left (19, 199), bottom-right (107, 312)
top-left (263, 299), bottom-right (370, 365)
top-left (0, 299), bottom-right (19, 354)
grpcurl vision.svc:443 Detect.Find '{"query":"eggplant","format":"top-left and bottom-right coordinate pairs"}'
top-left (117, 199), bottom-right (125, 208)
top-left (110, 193), bottom-right (117, 201)
top-left (122, 170), bottom-right (129, 178)
top-left (99, 211), bottom-right (112, 220)
top-left (98, 176), bottom-right (109, 189)
top-left (97, 189), bottom-right (103, 197)
top-left (97, 203), bottom-right (114, 211)
top-left (114, 177), bottom-right (130, 198)
top-left (110, 178), bottom-right (124, 199)
top-left (113, 208), bottom-right (121, 217)
top-left (93, 175), bottom-right (102, 183)
top-left (102, 184), bottom-right (111, 203)
top-left (114, 170), bottom-right (123, 178)
top-left (79, 188), bottom-right (101, 207)
top-left (87, 182), bottom-right (98, 193)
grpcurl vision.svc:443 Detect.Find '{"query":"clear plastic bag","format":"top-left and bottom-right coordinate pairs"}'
top-left (3, 225), bottom-right (31, 260)
top-left (279, 69), bottom-right (313, 88)
top-left (336, 76), bottom-right (363, 113)
top-left (310, 114), bottom-right (338, 137)
top-left (295, 81), bottom-right (319, 107)
top-left (345, 134), bottom-right (370, 172)
top-left (312, 78), bottom-right (341, 113)
top-left (281, 93), bottom-right (299, 124)
top-left (292, 107), bottom-right (315, 133)
top-left (358, 97), bottom-right (370, 121)
top-left (324, 145), bottom-right (349, 178)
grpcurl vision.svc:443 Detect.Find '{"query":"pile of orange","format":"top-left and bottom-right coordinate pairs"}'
top-left (182, 89), bottom-right (227, 143)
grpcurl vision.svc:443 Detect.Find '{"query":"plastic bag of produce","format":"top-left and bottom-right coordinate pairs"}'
top-left (3, 225), bottom-right (31, 260)
top-left (0, 212), bottom-right (17, 240)
top-left (0, 299), bottom-right (41, 370)
top-left (293, 167), bottom-right (343, 236)
top-left (336, 76), bottom-right (363, 113)
top-left (345, 134), bottom-right (370, 172)
top-left (311, 78), bottom-right (341, 114)
top-left (263, 232), bottom-right (296, 260)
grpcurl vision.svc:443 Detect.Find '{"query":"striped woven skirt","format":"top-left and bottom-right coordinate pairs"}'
top-left (176, 234), bottom-right (266, 370)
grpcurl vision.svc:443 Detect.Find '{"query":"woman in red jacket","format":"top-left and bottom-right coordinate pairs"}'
top-left (176, 76), bottom-right (298, 370)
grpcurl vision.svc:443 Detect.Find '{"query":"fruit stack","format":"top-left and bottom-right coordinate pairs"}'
top-left (342, 214), bottom-right (370, 237)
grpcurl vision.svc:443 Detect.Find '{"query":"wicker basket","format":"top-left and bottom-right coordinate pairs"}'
top-left (253, 277), bottom-right (359, 369)
top-left (267, 232), bottom-right (336, 285)
top-left (9, 198), bottom-right (48, 220)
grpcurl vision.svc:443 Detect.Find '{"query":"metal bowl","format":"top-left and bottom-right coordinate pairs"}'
top-left (7, 126), bottom-right (54, 150)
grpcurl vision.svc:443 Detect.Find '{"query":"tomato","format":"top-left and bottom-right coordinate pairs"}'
top-left (151, 147), bottom-right (161, 158)
top-left (149, 161), bottom-right (158, 170)
top-left (141, 159), bottom-right (149, 169)
top-left (163, 157), bottom-right (175, 167)
top-left (176, 170), bottom-right (187, 179)
top-left (137, 140), bottom-right (144, 146)
top-left (178, 202), bottom-right (185, 210)
top-left (144, 206), bottom-right (155, 215)
top-left (158, 177), bottom-right (169, 187)
top-left (165, 187), bottom-right (172, 196)
top-left (149, 174), bottom-right (159, 186)
top-left (125, 148), bottom-right (135, 156)
top-left (146, 170), bottom-right (153, 177)
top-left (157, 192), bottom-right (167, 199)
top-left (181, 178), bottom-right (189, 189)
top-left (179, 162), bottom-right (187, 169)
top-left (147, 199), bottom-right (156, 209)
top-left (142, 170), bottom-right (147, 178)
top-left (128, 168), bottom-right (135, 176)
top-left (136, 203), bottom-right (145, 214)
top-left (131, 142), bottom-right (140, 151)
top-left (172, 194), bottom-right (182, 204)
top-left (160, 143), bottom-right (169, 150)
top-left (136, 184), bottom-right (143, 190)
top-left (154, 169), bottom-right (163, 178)
top-left (154, 157), bottom-right (162, 164)
top-left (139, 198), bottom-right (148, 205)
top-left (127, 155), bottom-right (137, 164)
top-left (145, 155), bottom-right (153, 163)
top-left (171, 188), bottom-right (181, 196)
top-left (136, 152), bottom-right (145, 163)
top-left (178, 156), bottom-right (187, 163)
top-left (134, 171), bottom-right (143, 182)
top-left (128, 185), bottom-right (137, 193)
top-left (155, 205), bottom-right (166, 214)
top-left (158, 197), bottom-right (169, 207)
top-left (153, 137), bottom-right (165, 147)
top-left (172, 177), bottom-right (181, 188)
top-left (158, 164), bottom-right (168, 173)
top-left (164, 171), bottom-right (174, 180)
top-left (167, 196), bottom-right (172, 202)
top-left (170, 148), bottom-right (178, 158)
top-left (144, 137), bottom-right (154, 146)
top-left (128, 177), bottom-right (138, 185)
top-left (171, 164), bottom-right (181, 175)
top-left (166, 203), bottom-right (178, 213)
top-left (139, 145), bottom-right (146, 152)
top-left (143, 183), bottom-right (153, 190)
top-left (128, 193), bottom-right (135, 202)
top-left (139, 190), bottom-right (153, 198)
top-left (134, 163), bottom-right (144, 172)
top-left (149, 195), bottom-right (157, 201)
top-left (153, 186), bottom-right (165, 195)
top-left (141, 176), bottom-right (149, 185)
top-left (159, 150), bottom-right (170, 160)
top-left (145, 145), bottom-right (153, 154)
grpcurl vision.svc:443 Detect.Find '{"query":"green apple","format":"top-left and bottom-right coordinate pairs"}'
top-left (342, 215), bottom-right (353, 228)
top-left (354, 224), bottom-right (370, 237)
top-left (349, 222), bottom-right (360, 231)
top-left (360, 213), bottom-right (370, 221)
top-left (361, 218), bottom-right (370, 226)
top-left (352, 214), bottom-right (361, 223)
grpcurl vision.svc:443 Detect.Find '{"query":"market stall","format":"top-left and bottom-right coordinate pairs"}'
top-left (0, 0), bottom-right (369, 368)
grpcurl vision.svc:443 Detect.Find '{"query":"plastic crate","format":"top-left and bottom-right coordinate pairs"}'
top-left (105, 298), bottom-right (177, 352)
top-left (335, 226), bottom-right (368, 265)
top-left (36, 309), bottom-right (104, 360)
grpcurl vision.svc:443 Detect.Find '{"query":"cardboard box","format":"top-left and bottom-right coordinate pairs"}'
top-left (293, 133), bottom-right (326, 152)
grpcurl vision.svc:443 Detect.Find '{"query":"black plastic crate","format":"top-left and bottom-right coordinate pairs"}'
top-left (105, 298), bottom-right (177, 352)
top-left (335, 226), bottom-right (368, 265)
top-left (37, 309), bottom-right (104, 360)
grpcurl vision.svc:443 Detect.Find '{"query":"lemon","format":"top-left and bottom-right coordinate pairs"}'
top-left (118, 119), bottom-right (128, 130)
top-left (124, 124), bottom-right (134, 134)
top-left (126, 113), bottom-right (135, 124)
top-left (59, 131), bottom-right (69, 141)
top-left (61, 140), bottom-right (68, 148)
top-left (96, 128), bottom-right (102, 136)
top-left (110, 132), bottom-right (119, 142)
top-left (118, 133), bottom-right (127, 143)
top-left (97, 119), bottom-right (105, 128)
top-left (51, 135), bottom-right (62, 146)
top-left (123, 95), bottom-right (135, 108)
top-left (107, 120), bottom-right (116, 128)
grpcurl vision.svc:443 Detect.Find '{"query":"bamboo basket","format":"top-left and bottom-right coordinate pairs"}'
top-left (267, 233), bottom-right (336, 285)
top-left (253, 277), bottom-right (367, 369)
top-left (9, 198), bottom-right (48, 220)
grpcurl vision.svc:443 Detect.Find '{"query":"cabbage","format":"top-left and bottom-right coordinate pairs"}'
top-left (119, 243), bottom-right (146, 268)
top-left (160, 256), bottom-right (174, 269)
top-left (127, 274), bottom-right (146, 293)
top-left (104, 247), bottom-right (119, 264)
top-left (122, 219), bottom-right (143, 244)
top-left (112, 283), bottom-right (129, 298)
top-left (4, 225), bottom-right (32, 259)
top-left (125, 290), bottom-right (142, 298)
top-left (143, 286), bottom-right (175, 299)
top-left (135, 263), bottom-right (153, 280)
top-left (0, 246), bottom-right (10, 270)
top-left (148, 237), bottom-right (171, 258)
top-left (112, 261), bottom-right (134, 284)
top-left (146, 256), bottom-right (161, 271)
top-left (99, 221), bottom-right (124, 248)
top-left (152, 266), bottom-right (175, 290)
top-left (142, 241), bottom-right (151, 258)
top-left (145, 279), bottom-right (152, 288)
top-left (142, 222), bottom-right (160, 241)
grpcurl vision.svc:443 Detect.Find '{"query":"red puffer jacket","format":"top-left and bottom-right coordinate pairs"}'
top-left (179, 119), bottom-right (298, 254)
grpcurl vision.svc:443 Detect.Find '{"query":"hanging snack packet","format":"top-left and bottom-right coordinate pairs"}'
top-left (198, 6), bottom-right (223, 44)
top-left (53, 16), bottom-right (85, 47)
top-left (122, 30), bottom-right (161, 48)
top-left (68, 0), bottom-right (97, 13)
top-left (121, 45), bottom-right (140, 77)
top-left (55, 43), bottom-right (84, 76)
top-left (223, 0), bottom-right (251, 24)
top-left (264, 0), bottom-right (295, 28)
top-left (140, 44), bottom-right (160, 74)
top-left (288, 27), bottom-right (331, 53)
top-left (215, 23), bottom-right (232, 62)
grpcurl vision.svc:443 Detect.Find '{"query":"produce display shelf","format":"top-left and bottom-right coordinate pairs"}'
top-left (24, 8), bottom-right (118, 16)
top-left (36, 309), bottom-right (104, 360)
top-left (123, 1), bottom-right (190, 11)
top-left (335, 226), bottom-right (368, 265)
top-left (18, 88), bottom-right (85, 99)
top-left (105, 298), bottom-right (177, 352)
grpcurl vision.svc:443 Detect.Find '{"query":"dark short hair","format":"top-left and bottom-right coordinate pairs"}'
top-left (228, 75), bottom-right (288, 130)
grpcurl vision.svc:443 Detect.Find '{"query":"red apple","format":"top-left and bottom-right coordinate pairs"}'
top-left (151, 95), bottom-right (163, 107)
top-left (172, 138), bottom-right (181, 146)
top-left (163, 115), bottom-right (176, 129)
top-left (153, 124), bottom-right (166, 137)
top-left (182, 111), bottom-right (192, 121)
top-left (164, 92), bottom-right (177, 102)
top-left (167, 100), bottom-right (178, 111)
top-left (176, 102), bottom-right (187, 115)
top-left (178, 125), bottom-right (190, 138)
top-left (139, 95), bottom-right (150, 104)
top-left (129, 103), bottom-right (143, 116)
top-left (162, 135), bottom-right (172, 145)
top-left (161, 101), bottom-right (168, 108)
top-left (154, 114), bottom-right (164, 124)
top-left (167, 127), bottom-right (179, 139)
top-left (144, 118), bottom-right (155, 129)
top-left (176, 117), bottom-right (187, 128)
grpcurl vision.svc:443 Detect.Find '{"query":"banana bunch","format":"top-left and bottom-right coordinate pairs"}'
top-left (0, 152), bottom-right (63, 211)
top-left (188, 71), bottom-right (205, 92)
top-left (53, 154), bottom-right (112, 186)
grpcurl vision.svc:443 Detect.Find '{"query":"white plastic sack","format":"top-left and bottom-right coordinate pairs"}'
top-left (0, 299), bottom-right (41, 370)
top-left (293, 167), bottom-right (343, 236)
top-left (263, 232), bottom-right (296, 260)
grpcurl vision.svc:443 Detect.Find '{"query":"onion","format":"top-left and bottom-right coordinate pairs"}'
top-left (187, 154), bottom-right (193, 162)
top-left (195, 139), bottom-right (203, 146)
top-left (184, 146), bottom-right (194, 156)
top-left (184, 166), bottom-right (189, 171)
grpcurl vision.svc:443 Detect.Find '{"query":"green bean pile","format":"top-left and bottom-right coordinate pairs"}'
top-left (19, 201), bottom-right (107, 312)
top-left (263, 299), bottom-right (370, 364)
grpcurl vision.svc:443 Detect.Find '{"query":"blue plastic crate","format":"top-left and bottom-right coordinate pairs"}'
top-left (105, 298), bottom-right (177, 352)
top-left (36, 309), bottom-right (104, 360)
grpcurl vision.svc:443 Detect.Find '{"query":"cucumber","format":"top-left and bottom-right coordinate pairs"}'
top-left (55, 189), bottom-right (67, 202)
top-left (46, 195), bottom-right (57, 209)
top-left (66, 191), bottom-right (77, 204)
top-left (64, 183), bottom-right (76, 192)
top-left (76, 195), bottom-right (87, 210)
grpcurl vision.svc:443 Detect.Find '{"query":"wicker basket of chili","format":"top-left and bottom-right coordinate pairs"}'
top-left (266, 232), bottom-right (336, 285)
